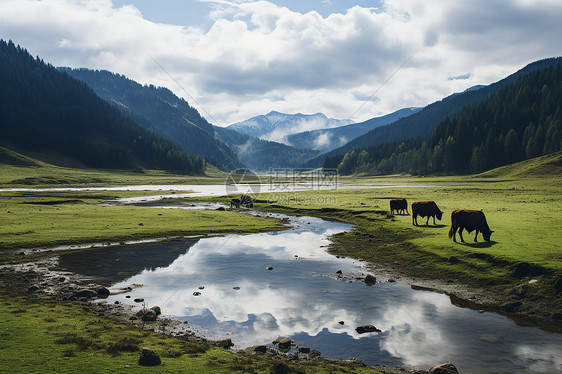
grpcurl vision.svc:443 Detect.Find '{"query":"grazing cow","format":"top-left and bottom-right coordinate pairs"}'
top-left (230, 198), bottom-right (241, 208)
top-left (230, 195), bottom-right (254, 208)
top-left (390, 198), bottom-right (409, 215)
top-left (448, 209), bottom-right (494, 242)
top-left (412, 201), bottom-right (443, 226)
top-left (240, 194), bottom-right (254, 208)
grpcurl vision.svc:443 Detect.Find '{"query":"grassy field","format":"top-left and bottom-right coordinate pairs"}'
top-left (0, 189), bottom-right (286, 252)
top-left (0, 291), bottom-right (382, 374)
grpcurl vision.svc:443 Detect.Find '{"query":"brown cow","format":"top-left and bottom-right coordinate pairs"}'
top-left (448, 209), bottom-right (494, 242)
top-left (390, 198), bottom-right (408, 215)
top-left (412, 201), bottom-right (443, 226)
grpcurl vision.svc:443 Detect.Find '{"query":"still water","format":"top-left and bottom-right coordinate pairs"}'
top-left (58, 214), bottom-right (562, 373)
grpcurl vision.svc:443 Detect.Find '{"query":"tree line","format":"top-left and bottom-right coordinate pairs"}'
top-left (326, 62), bottom-right (561, 175)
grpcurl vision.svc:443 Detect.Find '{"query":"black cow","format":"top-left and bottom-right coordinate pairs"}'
top-left (231, 194), bottom-right (254, 208)
top-left (412, 201), bottom-right (443, 226)
top-left (448, 209), bottom-right (494, 242)
top-left (390, 198), bottom-right (409, 215)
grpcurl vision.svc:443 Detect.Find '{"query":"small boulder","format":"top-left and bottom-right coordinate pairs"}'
top-left (216, 207), bottom-right (226, 211)
top-left (252, 345), bottom-right (267, 353)
top-left (134, 298), bottom-right (144, 303)
top-left (138, 347), bottom-right (161, 366)
top-left (428, 363), bottom-right (459, 374)
top-left (364, 275), bottom-right (377, 286)
top-left (193, 292), bottom-right (201, 296)
top-left (27, 285), bottom-right (39, 293)
top-left (72, 289), bottom-right (98, 299)
top-left (96, 287), bottom-right (110, 297)
top-left (215, 338), bottom-right (234, 349)
top-left (141, 310), bottom-right (158, 322)
top-left (273, 337), bottom-right (292, 349)
top-left (297, 346), bottom-right (311, 353)
top-left (355, 325), bottom-right (381, 334)
top-left (266, 266), bottom-right (274, 271)
top-left (150, 306), bottom-right (161, 316)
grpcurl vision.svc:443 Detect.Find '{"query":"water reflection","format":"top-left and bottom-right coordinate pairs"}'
top-left (59, 215), bottom-right (562, 373)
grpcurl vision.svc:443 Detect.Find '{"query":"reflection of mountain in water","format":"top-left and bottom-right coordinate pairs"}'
top-left (57, 240), bottom-right (198, 285)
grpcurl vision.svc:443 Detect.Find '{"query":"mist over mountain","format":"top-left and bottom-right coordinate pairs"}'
top-left (61, 68), bottom-right (243, 171)
top-left (287, 108), bottom-right (421, 153)
top-left (228, 111), bottom-right (353, 144)
top-left (213, 126), bottom-right (319, 171)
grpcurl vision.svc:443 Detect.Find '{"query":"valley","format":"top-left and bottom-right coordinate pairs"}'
top-left (1, 152), bottom-right (561, 373)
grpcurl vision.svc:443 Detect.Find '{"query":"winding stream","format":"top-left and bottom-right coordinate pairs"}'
top-left (57, 207), bottom-right (562, 373)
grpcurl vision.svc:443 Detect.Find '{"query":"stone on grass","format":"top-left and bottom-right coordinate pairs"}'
top-left (253, 345), bottom-right (267, 353)
top-left (138, 347), bottom-right (161, 366)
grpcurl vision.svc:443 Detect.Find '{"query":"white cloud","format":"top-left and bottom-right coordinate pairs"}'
top-left (0, 0), bottom-right (561, 125)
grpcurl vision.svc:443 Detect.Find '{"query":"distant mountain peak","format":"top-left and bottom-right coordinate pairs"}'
top-left (228, 111), bottom-right (352, 144)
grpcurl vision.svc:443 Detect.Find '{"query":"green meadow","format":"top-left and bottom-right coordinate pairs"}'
top-left (0, 189), bottom-right (285, 252)
top-left (0, 151), bottom-right (561, 372)
top-left (0, 293), bottom-right (382, 374)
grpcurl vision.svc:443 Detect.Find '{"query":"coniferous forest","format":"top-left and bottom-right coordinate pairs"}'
top-left (326, 62), bottom-right (562, 175)
top-left (0, 40), bottom-right (204, 174)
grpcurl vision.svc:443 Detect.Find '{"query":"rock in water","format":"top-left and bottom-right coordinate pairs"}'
top-left (428, 363), bottom-right (459, 374)
top-left (364, 275), bottom-right (377, 286)
top-left (138, 347), bottom-right (161, 366)
top-left (355, 325), bottom-right (381, 334)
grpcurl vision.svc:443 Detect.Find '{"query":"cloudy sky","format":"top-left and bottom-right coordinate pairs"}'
top-left (1, 0), bottom-right (561, 126)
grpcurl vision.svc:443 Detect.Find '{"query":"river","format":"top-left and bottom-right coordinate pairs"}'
top-left (53, 184), bottom-right (562, 373)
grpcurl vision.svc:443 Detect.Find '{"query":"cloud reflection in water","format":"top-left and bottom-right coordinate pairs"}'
top-left (95, 215), bottom-right (562, 373)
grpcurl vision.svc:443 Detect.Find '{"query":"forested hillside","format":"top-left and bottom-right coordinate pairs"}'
top-left (213, 126), bottom-right (318, 171)
top-left (328, 62), bottom-right (562, 175)
top-left (62, 68), bottom-right (242, 171)
top-left (309, 57), bottom-right (562, 168)
top-left (0, 40), bottom-right (204, 174)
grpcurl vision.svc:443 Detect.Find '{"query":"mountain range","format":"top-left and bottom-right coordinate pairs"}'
top-left (228, 112), bottom-right (352, 144)
top-left (286, 107), bottom-right (421, 153)
top-left (3, 38), bottom-right (560, 177)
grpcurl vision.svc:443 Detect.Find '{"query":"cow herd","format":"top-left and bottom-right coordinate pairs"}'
top-left (389, 198), bottom-right (494, 243)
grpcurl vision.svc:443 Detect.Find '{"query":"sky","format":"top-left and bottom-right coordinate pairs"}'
top-left (1, 0), bottom-right (561, 127)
